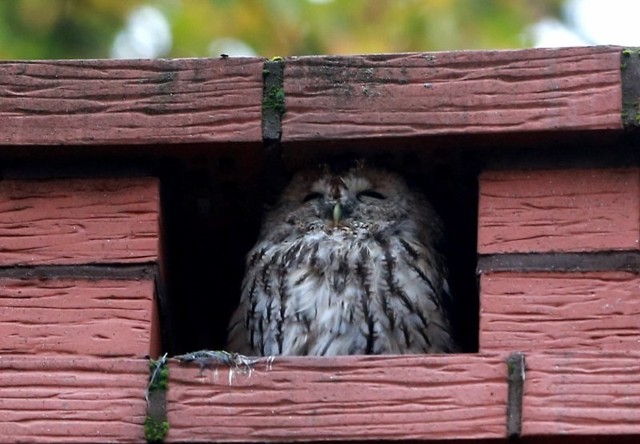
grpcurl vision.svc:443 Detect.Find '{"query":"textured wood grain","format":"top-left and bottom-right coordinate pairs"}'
top-left (283, 46), bottom-right (622, 142)
top-left (166, 354), bottom-right (507, 442)
top-left (480, 272), bottom-right (640, 352)
top-left (478, 168), bottom-right (640, 254)
top-left (0, 356), bottom-right (147, 443)
top-left (0, 57), bottom-right (263, 145)
top-left (0, 278), bottom-right (156, 357)
top-left (524, 351), bottom-right (640, 436)
top-left (0, 177), bottom-right (159, 265)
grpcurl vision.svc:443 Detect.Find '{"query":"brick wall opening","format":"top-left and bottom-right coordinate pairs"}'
top-left (159, 148), bottom-right (265, 354)
top-left (160, 144), bottom-right (482, 354)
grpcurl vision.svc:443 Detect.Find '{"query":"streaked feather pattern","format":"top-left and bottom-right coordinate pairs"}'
top-left (227, 162), bottom-right (457, 356)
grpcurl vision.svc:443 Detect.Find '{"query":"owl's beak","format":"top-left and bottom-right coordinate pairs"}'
top-left (332, 203), bottom-right (342, 224)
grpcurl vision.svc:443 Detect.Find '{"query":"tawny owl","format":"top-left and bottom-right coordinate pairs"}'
top-left (227, 161), bottom-right (457, 356)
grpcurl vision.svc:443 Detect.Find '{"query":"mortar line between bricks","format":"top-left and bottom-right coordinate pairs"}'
top-left (260, 58), bottom-right (288, 205)
top-left (261, 58), bottom-right (285, 143)
top-left (477, 251), bottom-right (640, 274)
top-left (0, 263), bottom-right (158, 280)
top-left (621, 47), bottom-right (640, 129)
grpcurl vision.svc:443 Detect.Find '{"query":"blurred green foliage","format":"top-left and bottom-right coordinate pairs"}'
top-left (0, 0), bottom-right (565, 59)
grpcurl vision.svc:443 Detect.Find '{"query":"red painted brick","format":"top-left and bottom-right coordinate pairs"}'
top-left (480, 272), bottom-right (640, 352)
top-left (0, 58), bottom-right (264, 145)
top-left (0, 278), bottom-right (158, 358)
top-left (0, 356), bottom-right (147, 443)
top-left (524, 351), bottom-right (640, 437)
top-left (283, 46), bottom-right (622, 142)
top-left (166, 354), bottom-right (507, 442)
top-left (478, 168), bottom-right (640, 254)
top-left (0, 177), bottom-right (159, 265)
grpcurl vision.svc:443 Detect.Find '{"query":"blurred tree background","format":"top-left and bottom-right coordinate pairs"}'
top-left (0, 0), bottom-right (575, 59)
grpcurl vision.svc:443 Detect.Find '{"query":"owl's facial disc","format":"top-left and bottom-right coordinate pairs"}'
top-left (280, 166), bottom-right (411, 233)
top-left (299, 175), bottom-right (390, 228)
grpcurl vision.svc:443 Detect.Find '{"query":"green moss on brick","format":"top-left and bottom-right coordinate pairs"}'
top-left (144, 417), bottom-right (170, 443)
top-left (148, 358), bottom-right (169, 391)
top-left (263, 86), bottom-right (286, 115)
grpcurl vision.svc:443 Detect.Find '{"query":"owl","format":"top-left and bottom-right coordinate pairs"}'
top-left (227, 161), bottom-right (457, 356)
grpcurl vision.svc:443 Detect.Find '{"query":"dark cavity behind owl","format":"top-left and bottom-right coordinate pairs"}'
top-left (227, 161), bottom-right (457, 356)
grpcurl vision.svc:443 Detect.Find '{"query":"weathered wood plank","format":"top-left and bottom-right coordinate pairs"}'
top-left (479, 272), bottom-right (640, 352)
top-left (478, 168), bottom-right (640, 254)
top-left (0, 58), bottom-right (264, 145)
top-left (283, 46), bottom-right (622, 142)
top-left (0, 356), bottom-right (147, 443)
top-left (524, 351), bottom-right (640, 436)
top-left (0, 177), bottom-right (159, 265)
top-left (0, 278), bottom-right (157, 357)
top-left (166, 354), bottom-right (507, 442)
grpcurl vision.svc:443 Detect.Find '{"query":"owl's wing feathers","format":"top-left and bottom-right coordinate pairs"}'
top-left (227, 243), bottom-right (284, 356)
top-left (392, 236), bottom-right (457, 352)
top-left (228, 239), bottom-right (327, 356)
top-left (365, 233), bottom-right (456, 354)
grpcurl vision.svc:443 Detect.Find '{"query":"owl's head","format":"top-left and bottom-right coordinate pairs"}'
top-left (262, 161), bottom-right (443, 240)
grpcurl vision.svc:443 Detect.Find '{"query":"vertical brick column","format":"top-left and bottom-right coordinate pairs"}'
top-left (0, 177), bottom-right (161, 357)
top-left (0, 177), bottom-right (161, 443)
top-left (477, 168), bottom-right (640, 352)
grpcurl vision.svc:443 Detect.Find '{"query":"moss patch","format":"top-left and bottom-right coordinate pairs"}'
top-left (145, 355), bottom-right (169, 443)
top-left (620, 48), bottom-right (640, 128)
top-left (148, 358), bottom-right (169, 391)
top-left (144, 417), bottom-right (170, 443)
top-left (263, 86), bottom-right (286, 115)
top-left (262, 58), bottom-right (285, 141)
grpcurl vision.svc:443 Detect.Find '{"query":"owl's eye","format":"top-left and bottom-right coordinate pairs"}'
top-left (302, 192), bottom-right (323, 203)
top-left (357, 190), bottom-right (386, 201)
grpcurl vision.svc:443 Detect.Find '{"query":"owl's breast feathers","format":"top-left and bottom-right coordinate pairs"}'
top-left (227, 225), bottom-right (457, 356)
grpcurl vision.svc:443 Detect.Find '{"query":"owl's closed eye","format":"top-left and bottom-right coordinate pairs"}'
top-left (227, 161), bottom-right (457, 356)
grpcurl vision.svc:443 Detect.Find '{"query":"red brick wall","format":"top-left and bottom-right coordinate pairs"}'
top-left (0, 177), bottom-right (160, 443)
top-left (477, 168), bottom-right (640, 353)
top-left (0, 46), bottom-right (638, 443)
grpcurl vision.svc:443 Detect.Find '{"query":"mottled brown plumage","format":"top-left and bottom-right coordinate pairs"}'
top-left (227, 162), bottom-right (457, 356)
